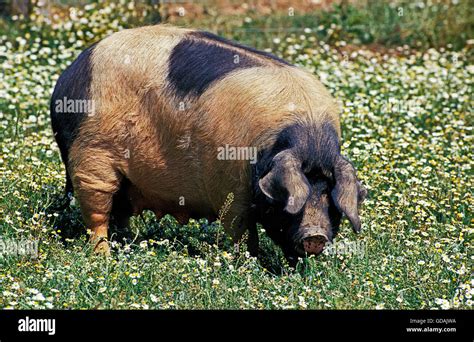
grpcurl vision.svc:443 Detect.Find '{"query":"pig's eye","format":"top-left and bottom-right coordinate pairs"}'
top-left (313, 180), bottom-right (330, 194)
top-left (304, 169), bottom-right (319, 181)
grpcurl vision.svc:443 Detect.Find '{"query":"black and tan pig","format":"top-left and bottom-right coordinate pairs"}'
top-left (50, 25), bottom-right (367, 263)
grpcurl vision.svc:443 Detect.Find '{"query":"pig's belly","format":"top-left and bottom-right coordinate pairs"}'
top-left (123, 179), bottom-right (217, 224)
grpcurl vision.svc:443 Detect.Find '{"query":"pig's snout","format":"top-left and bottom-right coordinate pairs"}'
top-left (302, 234), bottom-right (328, 254)
top-left (297, 227), bottom-right (329, 255)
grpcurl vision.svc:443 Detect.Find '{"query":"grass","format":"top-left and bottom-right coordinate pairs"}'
top-left (0, 0), bottom-right (472, 309)
top-left (170, 0), bottom-right (474, 51)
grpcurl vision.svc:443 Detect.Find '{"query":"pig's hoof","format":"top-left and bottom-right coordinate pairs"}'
top-left (93, 239), bottom-right (111, 256)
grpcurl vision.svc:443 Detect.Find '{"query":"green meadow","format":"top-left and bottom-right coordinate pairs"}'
top-left (0, 1), bottom-right (472, 309)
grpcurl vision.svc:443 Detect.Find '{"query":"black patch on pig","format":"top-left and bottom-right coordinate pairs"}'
top-left (168, 31), bottom-right (291, 97)
top-left (191, 31), bottom-right (292, 66)
top-left (253, 122), bottom-right (340, 186)
top-left (50, 43), bottom-right (96, 193)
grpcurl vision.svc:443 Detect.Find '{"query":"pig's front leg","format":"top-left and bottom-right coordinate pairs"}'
top-left (247, 225), bottom-right (259, 257)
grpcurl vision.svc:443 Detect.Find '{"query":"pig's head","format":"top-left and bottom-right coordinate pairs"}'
top-left (253, 124), bottom-right (367, 263)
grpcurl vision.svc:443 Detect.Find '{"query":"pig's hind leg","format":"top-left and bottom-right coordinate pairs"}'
top-left (70, 150), bottom-right (122, 255)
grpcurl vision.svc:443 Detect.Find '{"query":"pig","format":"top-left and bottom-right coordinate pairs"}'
top-left (50, 25), bottom-right (367, 262)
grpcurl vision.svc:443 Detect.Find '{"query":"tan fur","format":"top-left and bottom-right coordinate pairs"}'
top-left (68, 25), bottom-right (341, 248)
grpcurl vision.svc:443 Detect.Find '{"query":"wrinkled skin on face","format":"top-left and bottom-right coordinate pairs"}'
top-left (255, 148), bottom-right (367, 264)
top-left (289, 178), bottom-right (342, 255)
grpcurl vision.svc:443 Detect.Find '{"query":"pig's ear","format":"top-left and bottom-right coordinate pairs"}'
top-left (331, 156), bottom-right (366, 233)
top-left (258, 150), bottom-right (310, 214)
